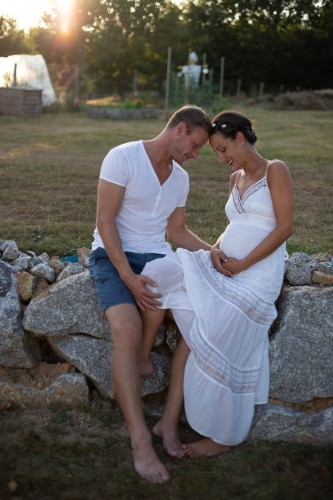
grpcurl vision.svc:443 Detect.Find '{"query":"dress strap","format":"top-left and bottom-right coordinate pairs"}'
top-left (265, 160), bottom-right (274, 180)
top-left (234, 170), bottom-right (242, 187)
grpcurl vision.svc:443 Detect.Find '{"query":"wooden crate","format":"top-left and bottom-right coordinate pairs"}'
top-left (0, 87), bottom-right (42, 117)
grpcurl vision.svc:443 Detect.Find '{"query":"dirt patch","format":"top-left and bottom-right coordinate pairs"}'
top-left (0, 362), bottom-right (76, 390)
top-left (247, 89), bottom-right (333, 110)
top-left (275, 90), bottom-right (333, 110)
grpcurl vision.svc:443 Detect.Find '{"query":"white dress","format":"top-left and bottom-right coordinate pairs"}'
top-left (143, 172), bottom-right (286, 446)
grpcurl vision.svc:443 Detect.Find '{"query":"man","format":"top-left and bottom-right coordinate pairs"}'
top-left (89, 105), bottom-right (212, 483)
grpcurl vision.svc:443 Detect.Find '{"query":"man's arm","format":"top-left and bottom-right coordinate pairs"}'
top-left (166, 206), bottom-right (211, 251)
top-left (96, 179), bottom-right (161, 310)
top-left (96, 179), bottom-right (132, 279)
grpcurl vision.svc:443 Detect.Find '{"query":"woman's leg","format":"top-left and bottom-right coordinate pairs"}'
top-left (153, 337), bottom-right (190, 458)
top-left (139, 253), bottom-right (184, 376)
top-left (139, 308), bottom-right (166, 376)
top-left (182, 439), bottom-right (231, 457)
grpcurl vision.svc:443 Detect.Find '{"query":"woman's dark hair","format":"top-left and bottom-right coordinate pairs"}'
top-left (211, 110), bottom-right (257, 145)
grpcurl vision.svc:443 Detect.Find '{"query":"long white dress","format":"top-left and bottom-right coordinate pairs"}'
top-left (143, 173), bottom-right (286, 446)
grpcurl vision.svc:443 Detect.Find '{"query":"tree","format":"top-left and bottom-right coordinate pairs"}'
top-left (0, 16), bottom-right (27, 57)
top-left (6, 0), bottom-right (331, 100)
top-left (84, 0), bottom-right (185, 95)
top-left (182, 0), bottom-right (332, 93)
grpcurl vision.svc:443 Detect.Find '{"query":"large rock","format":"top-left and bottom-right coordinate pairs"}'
top-left (269, 286), bottom-right (333, 402)
top-left (284, 252), bottom-right (312, 285)
top-left (30, 262), bottom-right (55, 283)
top-left (23, 270), bottom-right (110, 339)
top-left (0, 240), bottom-right (20, 261)
top-left (1, 242), bottom-right (333, 446)
top-left (249, 404), bottom-right (333, 446)
top-left (47, 334), bottom-right (171, 398)
top-left (0, 372), bottom-right (89, 407)
top-left (0, 262), bottom-right (41, 367)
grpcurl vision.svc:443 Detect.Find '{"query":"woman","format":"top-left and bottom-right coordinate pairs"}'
top-left (141, 110), bottom-right (294, 457)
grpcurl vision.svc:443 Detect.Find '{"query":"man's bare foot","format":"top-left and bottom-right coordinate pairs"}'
top-left (153, 419), bottom-right (185, 458)
top-left (139, 358), bottom-right (154, 377)
top-left (182, 438), bottom-right (231, 458)
top-left (132, 439), bottom-right (170, 484)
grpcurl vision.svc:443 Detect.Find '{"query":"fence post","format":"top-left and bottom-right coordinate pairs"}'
top-left (164, 46), bottom-right (172, 113)
top-left (236, 78), bottom-right (242, 98)
top-left (219, 57), bottom-right (225, 96)
top-left (259, 81), bottom-right (264, 96)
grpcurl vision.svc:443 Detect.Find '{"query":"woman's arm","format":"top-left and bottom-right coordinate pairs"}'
top-left (223, 160), bottom-right (294, 275)
top-left (210, 171), bottom-right (237, 275)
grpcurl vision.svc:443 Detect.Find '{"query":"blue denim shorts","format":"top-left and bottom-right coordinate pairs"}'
top-left (89, 247), bottom-right (165, 311)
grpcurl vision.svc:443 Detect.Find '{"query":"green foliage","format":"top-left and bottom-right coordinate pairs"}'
top-left (1, 1), bottom-right (332, 101)
top-left (211, 95), bottom-right (233, 114)
top-left (120, 99), bottom-right (144, 109)
top-left (0, 16), bottom-right (27, 56)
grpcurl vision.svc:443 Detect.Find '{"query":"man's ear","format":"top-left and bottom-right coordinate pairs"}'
top-left (176, 122), bottom-right (187, 136)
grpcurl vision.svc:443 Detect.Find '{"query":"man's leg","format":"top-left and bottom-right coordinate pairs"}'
top-left (106, 303), bottom-right (170, 484)
top-left (153, 337), bottom-right (190, 458)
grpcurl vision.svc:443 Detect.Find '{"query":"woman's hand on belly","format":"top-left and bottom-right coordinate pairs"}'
top-left (222, 257), bottom-right (248, 275)
top-left (210, 248), bottom-right (232, 276)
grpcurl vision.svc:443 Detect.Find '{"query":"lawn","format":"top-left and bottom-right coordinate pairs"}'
top-left (0, 107), bottom-right (332, 256)
top-left (0, 107), bottom-right (332, 498)
top-left (0, 402), bottom-right (332, 499)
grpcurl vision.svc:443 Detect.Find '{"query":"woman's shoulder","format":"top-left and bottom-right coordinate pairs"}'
top-left (266, 159), bottom-right (292, 187)
top-left (267, 159), bottom-right (289, 171)
top-left (266, 159), bottom-right (291, 178)
top-left (267, 158), bottom-right (287, 168)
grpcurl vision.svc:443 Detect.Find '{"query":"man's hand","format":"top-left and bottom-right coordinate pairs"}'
top-left (125, 274), bottom-right (162, 312)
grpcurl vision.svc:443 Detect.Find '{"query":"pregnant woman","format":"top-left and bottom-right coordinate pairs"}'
top-left (141, 110), bottom-right (294, 458)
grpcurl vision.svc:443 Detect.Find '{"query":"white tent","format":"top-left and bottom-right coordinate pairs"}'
top-left (0, 54), bottom-right (56, 106)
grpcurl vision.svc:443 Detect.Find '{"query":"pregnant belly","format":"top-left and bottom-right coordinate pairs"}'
top-left (219, 222), bottom-right (270, 260)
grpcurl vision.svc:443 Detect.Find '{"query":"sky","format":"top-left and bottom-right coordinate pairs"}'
top-left (0, 0), bottom-right (184, 32)
top-left (1, 0), bottom-right (54, 31)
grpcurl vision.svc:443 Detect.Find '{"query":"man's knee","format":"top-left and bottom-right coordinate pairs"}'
top-left (106, 304), bottom-right (142, 350)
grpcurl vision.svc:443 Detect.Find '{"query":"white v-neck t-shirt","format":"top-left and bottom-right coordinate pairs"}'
top-left (92, 140), bottom-right (190, 253)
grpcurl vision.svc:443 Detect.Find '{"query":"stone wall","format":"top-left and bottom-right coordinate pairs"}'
top-left (86, 106), bottom-right (165, 120)
top-left (0, 239), bottom-right (332, 445)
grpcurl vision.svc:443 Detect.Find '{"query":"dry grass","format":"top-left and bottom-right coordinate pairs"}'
top-left (0, 108), bottom-right (332, 497)
top-left (275, 90), bottom-right (333, 111)
top-left (0, 108), bottom-right (332, 256)
top-left (0, 402), bottom-right (332, 499)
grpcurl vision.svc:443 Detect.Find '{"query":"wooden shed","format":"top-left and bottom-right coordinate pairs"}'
top-left (0, 87), bottom-right (42, 117)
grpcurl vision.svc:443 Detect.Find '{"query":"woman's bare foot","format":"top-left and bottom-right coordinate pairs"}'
top-left (132, 439), bottom-right (170, 484)
top-left (139, 358), bottom-right (154, 377)
top-left (153, 419), bottom-right (185, 458)
top-left (182, 438), bottom-right (231, 458)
